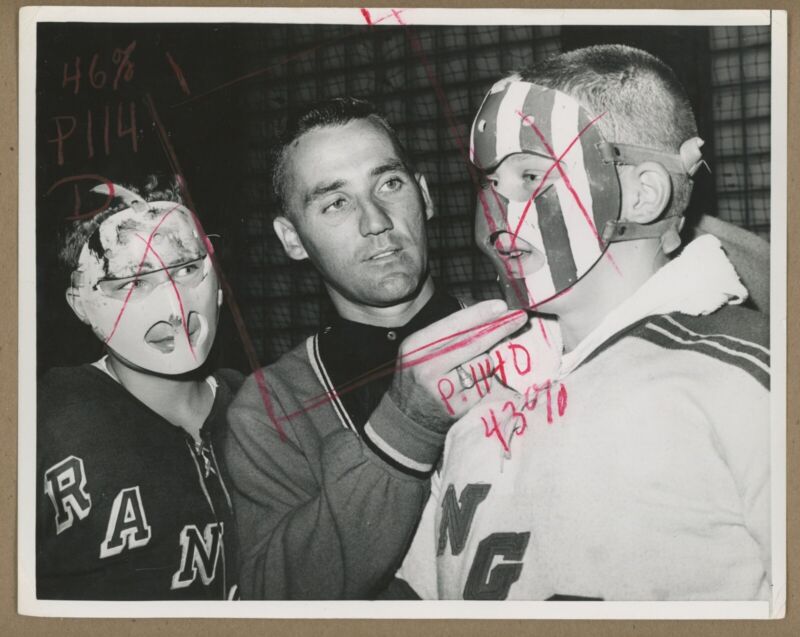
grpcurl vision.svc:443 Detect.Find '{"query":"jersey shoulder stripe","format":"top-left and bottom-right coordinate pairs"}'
top-left (635, 309), bottom-right (770, 389)
top-left (306, 334), bottom-right (356, 434)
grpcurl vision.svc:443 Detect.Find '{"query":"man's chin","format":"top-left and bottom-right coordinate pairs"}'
top-left (365, 272), bottom-right (424, 306)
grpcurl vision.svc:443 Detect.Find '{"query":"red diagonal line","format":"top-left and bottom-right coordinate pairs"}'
top-left (512, 111), bottom-right (607, 241)
top-left (378, 9), bottom-right (559, 346)
top-left (144, 93), bottom-right (286, 441)
top-left (103, 204), bottom-right (181, 344)
top-left (376, 10), bottom-right (534, 316)
top-left (476, 185), bottom-right (533, 314)
top-left (492, 110), bottom-right (608, 326)
top-left (295, 309), bottom-right (524, 413)
top-left (133, 233), bottom-right (197, 361)
top-left (283, 309), bottom-right (527, 421)
top-left (171, 9), bottom-right (404, 109)
top-left (293, 308), bottom-right (527, 415)
top-left (517, 111), bottom-right (621, 276)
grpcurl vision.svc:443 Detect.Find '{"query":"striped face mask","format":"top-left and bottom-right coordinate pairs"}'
top-left (470, 77), bottom-right (704, 310)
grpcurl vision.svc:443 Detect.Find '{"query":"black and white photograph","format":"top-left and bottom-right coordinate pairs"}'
top-left (17, 6), bottom-right (787, 619)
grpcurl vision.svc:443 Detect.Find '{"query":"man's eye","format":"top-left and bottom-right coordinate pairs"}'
top-left (322, 197), bottom-right (348, 214)
top-left (380, 176), bottom-right (404, 193)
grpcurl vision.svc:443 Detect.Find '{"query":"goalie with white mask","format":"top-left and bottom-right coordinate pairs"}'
top-left (67, 186), bottom-right (222, 375)
top-left (37, 178), bottom-right (242, 601)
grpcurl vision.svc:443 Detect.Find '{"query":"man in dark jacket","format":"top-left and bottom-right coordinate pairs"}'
top-left (225, 98), bottom-right (525, 599)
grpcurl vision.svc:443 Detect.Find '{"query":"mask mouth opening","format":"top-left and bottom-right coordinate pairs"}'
top-left (144, 320), bottom-right (179, 353)
top-left (143, 312), bottom-right (206, 353)
top-left (490, 231), bottom-right (548, 275)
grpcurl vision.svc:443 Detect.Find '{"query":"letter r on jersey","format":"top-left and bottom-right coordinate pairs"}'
top-left (44, 455), bottom-right (92, 534)
top-left (171, 522), bottom-right (224, 590)
top-left (437, 483), bottom-right (491, 556)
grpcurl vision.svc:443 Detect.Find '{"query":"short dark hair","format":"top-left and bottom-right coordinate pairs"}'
top-left (517, 44), bottom-right (699, 217)
top-left (270, 97), bottom-right (411, 218)
top-left (58, 175), bottom-right (185, 284)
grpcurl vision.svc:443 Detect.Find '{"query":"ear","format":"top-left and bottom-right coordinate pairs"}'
top-left (619, 161), bottom-right (672, 225)
top-left (415, 173), bottom-right (435, 221)
top-left (65, 287), bottom-right (91, 325)
top-left (273, 215), bottom-right (309, 261)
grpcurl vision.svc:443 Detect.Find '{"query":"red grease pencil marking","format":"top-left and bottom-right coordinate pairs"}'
top-left (132, 233), bottom-right (197, 360)
top-left (383, 10), bottom-right (559, 349)
top-left (111, 40), bottom-right (136, 90)
top-left (46, 174), bottom-right (116, 221)
top-left (144, 93), bottom-right (286, 441)
top-left (153, 13), bottom-right (566, 430)
top-left (166, 52), bottom-right (191, 96)
top-left (171, 9), bottom-right (403, 108)
top-left (516, 111), bottom-right (622, 276)
top-left (370, 9), bottom-right (534, 317)
top-left (511, 111), bottom-right (606, 241)
top-left (103, 204), bottom-right (181, 345)
top-left (283, 310), bottom-right (527, 421)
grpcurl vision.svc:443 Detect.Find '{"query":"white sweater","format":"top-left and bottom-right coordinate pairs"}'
top-left (397, 236), bottom-right (770, 600)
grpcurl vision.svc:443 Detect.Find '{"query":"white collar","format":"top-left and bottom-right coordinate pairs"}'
top-left (559, 235), bottom-right (748, 376)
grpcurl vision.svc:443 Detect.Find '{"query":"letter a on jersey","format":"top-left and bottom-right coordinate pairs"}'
top-left (171, 523), bottom-right (224, 590)
top-left (44, 455), bottom-right (92, 534)
top-left (100, 486), bottom-right (152, 558)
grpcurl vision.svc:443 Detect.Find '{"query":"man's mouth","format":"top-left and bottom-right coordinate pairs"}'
top-left (365, 247), bottom-right (402, 261)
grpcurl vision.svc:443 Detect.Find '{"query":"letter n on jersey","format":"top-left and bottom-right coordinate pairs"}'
top-left (171, 522), bottom-right (224, 590)
top-left (437, 483), bottom-right (491, 556)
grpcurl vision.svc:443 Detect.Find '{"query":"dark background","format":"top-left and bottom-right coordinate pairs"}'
top-left (35, 22), bottom-right (771, 375)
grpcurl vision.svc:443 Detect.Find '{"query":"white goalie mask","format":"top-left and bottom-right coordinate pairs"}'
top-left (69, 185), bottom-right (222, 375)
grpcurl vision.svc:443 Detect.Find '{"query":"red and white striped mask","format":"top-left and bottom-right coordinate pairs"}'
top-left (470, 77), bottom-right (621, 310)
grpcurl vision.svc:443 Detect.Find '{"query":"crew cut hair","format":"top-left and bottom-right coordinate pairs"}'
top-left (517, 44), bottom-right (699, 217)
top-left (270, 97), bottom-right (412, 218)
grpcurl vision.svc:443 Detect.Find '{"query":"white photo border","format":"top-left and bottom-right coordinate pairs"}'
top-left (18, 5), bottom-right (787, 620)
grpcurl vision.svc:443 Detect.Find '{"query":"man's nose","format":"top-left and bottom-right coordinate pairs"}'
top-left (358, 195), bottom-right (394, 236)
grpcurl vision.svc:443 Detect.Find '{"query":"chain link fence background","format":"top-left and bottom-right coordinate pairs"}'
top-left (235, 24), bottom-right (771, 364)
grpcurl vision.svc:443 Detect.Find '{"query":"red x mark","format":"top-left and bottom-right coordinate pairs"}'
top-left (515, 110), bottom-right (622, 275)
top-left (132, 232), bottom-right (197, 361)
top-left (102, 203), bottom-right (182, 345)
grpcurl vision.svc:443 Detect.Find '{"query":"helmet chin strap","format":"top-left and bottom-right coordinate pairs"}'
top-left (597, 136), bottom-right (706, 250)
top-left (602, 214), bottom-right (683, 243)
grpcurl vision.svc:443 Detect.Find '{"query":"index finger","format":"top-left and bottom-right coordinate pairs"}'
top-left (403, 300), bottom-right (509, 349)
top-left (401, 301), bottom-right (529, 373)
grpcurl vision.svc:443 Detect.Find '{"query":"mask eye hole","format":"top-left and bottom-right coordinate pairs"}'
top-left (480, 175), bottom-right (499, 191)
top-left (477, 119), bottom-right (487, 132)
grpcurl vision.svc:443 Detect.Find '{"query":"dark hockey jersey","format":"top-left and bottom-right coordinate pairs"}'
top-left (36, 364), bottom-right (243, 600)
